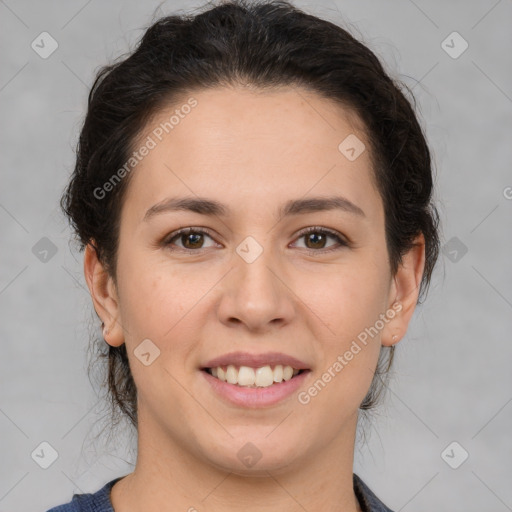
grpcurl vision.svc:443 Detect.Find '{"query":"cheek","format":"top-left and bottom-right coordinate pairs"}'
top-left (116, 262), bottom-right (203, 394)
top-left (296, 257), bottom-right (390, 335)
top-left (301, 266), bottom-right (386, 406)
top-left (117, 250), bottom-right (218, 344)
top-left (297, 256), bottom-right (389, 398)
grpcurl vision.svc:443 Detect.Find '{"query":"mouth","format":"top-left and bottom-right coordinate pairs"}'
top-left (201, 365), bottom-right (310, 389)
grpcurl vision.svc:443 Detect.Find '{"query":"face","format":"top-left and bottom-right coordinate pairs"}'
top-left (87, 86), bottom-right (422, 476)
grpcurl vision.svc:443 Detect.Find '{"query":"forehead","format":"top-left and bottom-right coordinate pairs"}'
top-left (122, 86), bottom-right (383, 224)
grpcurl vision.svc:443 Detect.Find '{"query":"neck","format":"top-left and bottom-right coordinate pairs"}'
top-left (111, 409), bottom-right (363, 512)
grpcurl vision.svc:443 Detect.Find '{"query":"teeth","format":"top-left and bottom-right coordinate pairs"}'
top-left (208, 364), bottom-right (302, 388)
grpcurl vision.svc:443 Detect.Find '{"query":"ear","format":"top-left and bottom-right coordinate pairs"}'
top-left (381, 233), bottom-right (426, 347)
top-left (83, 241), bottom-right (125, 347)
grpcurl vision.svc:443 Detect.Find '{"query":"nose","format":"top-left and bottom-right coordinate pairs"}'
top-left (216, 242), bottom-right (296, 333)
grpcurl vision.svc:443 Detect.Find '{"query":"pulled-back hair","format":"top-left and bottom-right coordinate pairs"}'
top-left (61, 0), bottom-right (440, 432)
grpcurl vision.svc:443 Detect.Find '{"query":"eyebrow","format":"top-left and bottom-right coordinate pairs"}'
top-left (143, 195), bottom-right (366, 222)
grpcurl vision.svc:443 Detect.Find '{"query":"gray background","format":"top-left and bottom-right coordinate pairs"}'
top-left (1, 0), bottom-right (511, 511)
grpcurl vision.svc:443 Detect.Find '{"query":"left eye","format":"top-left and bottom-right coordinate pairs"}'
top-left (291, 228), bottom-right (347, 252)
top-left (163, 227), bottom-right (347, 252)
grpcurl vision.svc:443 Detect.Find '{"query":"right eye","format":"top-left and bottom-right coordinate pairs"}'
top-left (163, 227), bottom-right (220, 252)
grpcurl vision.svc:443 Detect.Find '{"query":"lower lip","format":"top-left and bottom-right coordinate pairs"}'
top-left (201, 369), bottom-right (311, 408)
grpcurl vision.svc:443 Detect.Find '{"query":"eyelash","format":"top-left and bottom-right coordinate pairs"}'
top-left (163, 226), bottom-right (349, 255)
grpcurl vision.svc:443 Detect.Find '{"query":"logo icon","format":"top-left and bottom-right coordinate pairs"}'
top-left (441, 32), bottom-right (468, 59)
top-left (236, 236), bottom-right (263, 264)
top-left (442, 236), bottom-right (468, 263)
top-left (338, 134), bottom-right (366, 161)
top-left (31, 441), bottom-right (59, 469)
top-left (134, 338), bottom-right (161, 366)
top-left (31, 32), bottom-right (59, 59)
top-left (441, 441), bottom-right (469, 469)
top-left (237, 442), bottom-right (263, 468)
top-left (32, 237), bottom-right (58, 263)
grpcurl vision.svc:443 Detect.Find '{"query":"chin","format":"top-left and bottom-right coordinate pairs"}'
top-left (202, 436), bottom-right (305, 476)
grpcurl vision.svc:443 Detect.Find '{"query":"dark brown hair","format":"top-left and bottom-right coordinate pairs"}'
top-left (61, 0), bottom-right (440, 432)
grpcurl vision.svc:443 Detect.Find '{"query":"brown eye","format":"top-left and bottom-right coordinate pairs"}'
top-left (181, 232), bottom-right (204, 249)
top-left (292, 227), bottom-right (348, 254)
top-left (164, 228), bottom-right (217, 251)
top-left (304, 232), bottom-right (328, 249)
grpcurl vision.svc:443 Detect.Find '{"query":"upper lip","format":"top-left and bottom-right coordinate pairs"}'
top-left (201, 351), bottom-right (311, 370)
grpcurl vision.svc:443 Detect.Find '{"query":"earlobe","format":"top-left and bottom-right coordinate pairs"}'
top-left (381, 234), bottom-right (426, 347)
top-left (83, 242), bottom-right (125, 347)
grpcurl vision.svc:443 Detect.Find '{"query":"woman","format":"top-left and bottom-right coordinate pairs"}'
top-left (48, 0), bottom-right (440, 510)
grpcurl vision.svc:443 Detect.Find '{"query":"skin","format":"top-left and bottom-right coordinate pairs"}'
top-left (84, 85), bottom-right (425, 512)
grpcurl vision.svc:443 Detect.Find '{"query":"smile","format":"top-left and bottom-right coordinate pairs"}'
top-left (203, 364), bottom-right (306, 388)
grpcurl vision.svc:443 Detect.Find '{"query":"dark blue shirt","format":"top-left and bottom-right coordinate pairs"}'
top-left (46, 473), bottom-right (394, 511)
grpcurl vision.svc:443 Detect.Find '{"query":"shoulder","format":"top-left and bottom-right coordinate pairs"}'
top-left (45, 477), bottom-right (123, 512)
top-left (353, 473), bottom-right (395, 512)
top-left (46, 474), bottom-right (390, 511)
